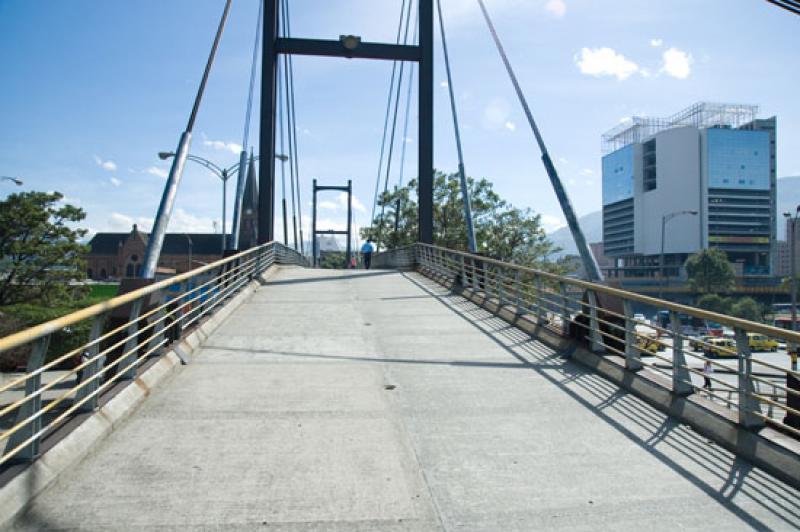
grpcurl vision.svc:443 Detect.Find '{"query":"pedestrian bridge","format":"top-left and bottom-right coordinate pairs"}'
top-left (1, 243), bottom-right (799, 530)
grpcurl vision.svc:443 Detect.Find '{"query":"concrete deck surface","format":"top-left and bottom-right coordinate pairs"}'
top-left (8, 267), bottom-right (800, 531)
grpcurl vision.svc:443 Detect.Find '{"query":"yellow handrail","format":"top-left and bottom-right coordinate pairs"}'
top-left (0, 241), bottom-right (282, 355)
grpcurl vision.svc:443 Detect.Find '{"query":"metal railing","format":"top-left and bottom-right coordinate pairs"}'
top-left (378, 243), bottom-right (800, 438)
top-left (0, 242), bottom-right (306, 466)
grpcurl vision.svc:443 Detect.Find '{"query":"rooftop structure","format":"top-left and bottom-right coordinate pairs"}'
top-left (602, 102), bottom-right (759, 154)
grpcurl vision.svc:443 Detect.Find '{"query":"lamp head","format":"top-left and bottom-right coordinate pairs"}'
top-left (339, 34), bottom-right (361, 51)
top-left (158, 152), bottom-right (175, 160)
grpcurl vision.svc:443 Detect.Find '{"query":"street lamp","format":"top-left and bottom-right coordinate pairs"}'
top-left (158, 152), bottom-right (258, 254)
top-left (660, 210), bottom-right (698, 300)
top-left (275, 153), bottom-right (290, 247)
top-left (1, 176), bottom-right (23, 186)
top-left (784, 206), bottom-right (800, 357)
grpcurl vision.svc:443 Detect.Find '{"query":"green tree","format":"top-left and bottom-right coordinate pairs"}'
top-left (364, 171), bottom-right (564, 273)
top-left (696, 293), bottom-right (731, 315)
top-left (730, 297), bottom-right (762, 322)
top-left (0, 191), bottom-right (89, 305)
top-left (684, 248), bottom-right (736, 294)
top-left (319, 252), bottom-right (347, 270)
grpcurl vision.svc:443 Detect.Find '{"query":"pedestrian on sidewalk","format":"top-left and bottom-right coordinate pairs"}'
top-left (361, 239), bottom-right (376, 270)
top-left (703, 359), bottom-right (713, 390)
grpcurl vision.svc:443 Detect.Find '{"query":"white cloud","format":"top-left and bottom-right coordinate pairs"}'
top-left (319, 201), bottom-right (339, 210)
top-left (650, 38), bottom-right (663, 47)
top-left (203, 139), bottom-right (243, 154)
top-left (544, 0), bottom-right (566, 18)
top-left (541, 214), bottom-right (566, 233)
top-left (440, 81), bottom-right (449, 88)
top-left (105, 208), bottom-right (215, 234)
top-left (580, 168), bottom-right (593, 176)
top-left (575, 47), bottom-right (639, 80)
top-left (504, 121), bottom-right (516, 132)
top-left (661, 47), bottom-right (692, 79)
top-left (483, 98), bottom-right (512, 130)
top-left (93, 155), bottom-right (117, 172)
top-left (109, 177), bottom-right (122, 187)
top-left (558, 157), bottom-right (569, 164)
top-left (145, 166), bottom-right (168, 179)
top-left (339, 192), bottom-right (366, 213)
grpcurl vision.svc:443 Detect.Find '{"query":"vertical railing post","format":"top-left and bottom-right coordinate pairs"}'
top-left (535, 275), bottom-right (544, 325)
top-left (76, 313), bottom-right (109, 412)
top-left (623, 300), bottom-right (643, 371)
top-left (497, 267), bottom-right (504, 306)
top-left (514, 270), bottom-right (523, 314)
top-left (119, 298), bottom-right (144, 380)
top-left (585, 289), bottom-right (604, 353)
top-left (735, 327), bottom-right (765, 428)
top-left (469, 258), bottom-right (476, 290)
top-left (7, 335), bottom-right (51, 462)
top-left (460, 254), bottom-right (466, 288)
top-left (559, 281), bottom-right (570, 336)
top-left (670, 310), bottom-right (692, 395)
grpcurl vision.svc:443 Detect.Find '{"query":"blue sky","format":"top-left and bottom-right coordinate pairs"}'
top-left (1, 0), bottom-right (798, 243)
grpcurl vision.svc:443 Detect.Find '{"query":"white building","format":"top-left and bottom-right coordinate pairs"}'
top-left (601, 102), bottom-right (776, 279)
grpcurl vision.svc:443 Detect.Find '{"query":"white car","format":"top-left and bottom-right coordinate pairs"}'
top-left (633, 313), bottom-right (646, 323)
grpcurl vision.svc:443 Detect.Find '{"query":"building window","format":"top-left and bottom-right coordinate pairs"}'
top-left (643, 139), bottom-right (656, 191)
top-left (126, 263), bottom-right (134, 277)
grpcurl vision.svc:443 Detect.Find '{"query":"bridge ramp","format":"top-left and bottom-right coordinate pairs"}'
top-left (9, 267), bottom-right (800, 530)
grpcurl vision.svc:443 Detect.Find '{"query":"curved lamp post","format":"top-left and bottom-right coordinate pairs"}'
top-left (158, 152), bottom-right (256, 254)
top-left (785, 206), bottom-right (800, 357)
top-left (1, 176), bottom-right (23, 186)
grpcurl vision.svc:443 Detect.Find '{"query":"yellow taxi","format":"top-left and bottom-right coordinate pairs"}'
top-left (636, 334), bottom-right (664, 355)
top-left (747, 333), bottom-right (778, 352)
top-left (689, 335), bottom-right (715, 352)
top-left (703, 337), bottom-right (737, 358)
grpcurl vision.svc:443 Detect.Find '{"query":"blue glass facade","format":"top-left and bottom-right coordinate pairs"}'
top-left (602, 145), bottom-right (634, 206)
top-left (707, 128), bottom-right (770, 190)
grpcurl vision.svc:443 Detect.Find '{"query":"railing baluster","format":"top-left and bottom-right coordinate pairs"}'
top-left (670, 310), bottom-right (692, 395)
top-left (119, 298), bottom-right (144, 380)
top-left (535, 275), bottom-right (543, 325)
top-left (514, 270), bottom-right (523, 314)
top-left (6, 335), bottom-right (51, 461)
top-left (623, 300), bottom-right (643, 371)
top-left (585, 289), bottom-right (604, 353)
top-left (497, 267), bottom-right (504, 306)
top-left (76, 313), bottom-right (109, 412)
top-left (559, 282), bottom-right (570, 335)
top-left (735, 326), bottom-right (764, 428)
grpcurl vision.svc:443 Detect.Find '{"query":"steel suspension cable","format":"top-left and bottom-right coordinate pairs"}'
top-left (369, 0), bottom-right (410, 231)
top-left (376, 0), bottom-right (416, 251)
top-left (393, 16), bottom-right (419, 238)
top-left (279, 3), bottom-right (298, 250)
top-left (282, 0), bottom-right (304, 255)
top-left (475, 0), bottom-right (603, 282)
top-left (277, 53), bottom-right (289, 246)
top-left (437, 0), bottom-right (477, 253)
top-left (231, 0), bottom-right (264, 251)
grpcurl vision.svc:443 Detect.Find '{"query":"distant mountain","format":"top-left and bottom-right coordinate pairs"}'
top-left (546, 175), bottom-right (800, 256)
top-left (547, 210), bottom-right (602, 258)
top-left (778, 176), bottom-right (800, 240)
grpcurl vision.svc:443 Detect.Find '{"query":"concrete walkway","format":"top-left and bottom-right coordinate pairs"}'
top-left (9, 267), bottom-right (800, 530)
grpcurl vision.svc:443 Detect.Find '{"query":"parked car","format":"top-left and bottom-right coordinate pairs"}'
top-left (689, 335), bottom-right (715, 352)
top-left (747, 333), bottom-right (778, 352)
top-left (636, 334), bottom-right (664, 355)
top-left (704, 337), bottom-right (737, 358)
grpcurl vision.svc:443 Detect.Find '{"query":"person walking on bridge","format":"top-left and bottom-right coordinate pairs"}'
top-left (361, 239), bottom-right (376, 270)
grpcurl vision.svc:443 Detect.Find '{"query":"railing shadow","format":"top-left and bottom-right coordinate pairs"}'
top-left (258, 270), bottom-right (397, 286)
top-left (402, 271), bottom-right (800, 530)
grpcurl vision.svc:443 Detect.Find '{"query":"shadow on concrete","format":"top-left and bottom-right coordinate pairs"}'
top-left (258, 270), bottom-right (397, 286)
top-left (402, 271), bottom-right (800, 530)
top-left (201, 344), bottom-right (565, 371)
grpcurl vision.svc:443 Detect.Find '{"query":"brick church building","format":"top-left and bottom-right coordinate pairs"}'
top-left (86, 225), bottom-right (226, 280)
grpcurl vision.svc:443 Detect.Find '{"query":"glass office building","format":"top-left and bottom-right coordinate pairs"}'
top-left (600, 102), bottom-right (777, 279)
